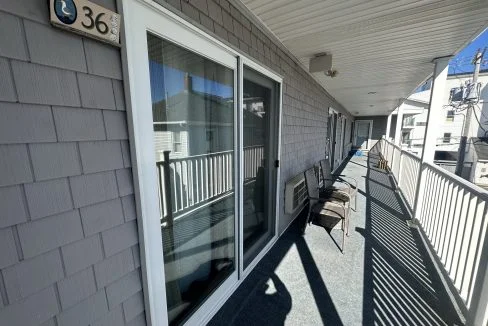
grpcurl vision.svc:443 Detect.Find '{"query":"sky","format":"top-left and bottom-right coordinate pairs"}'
top-left (149, 61), bottom-right (233, 104)
top-left (416, 28), bottom-right (488, 92)
top-left (448, 28), bottom-right (488, 75)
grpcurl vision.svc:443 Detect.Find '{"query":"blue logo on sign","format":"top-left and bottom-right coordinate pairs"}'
top-left (54, 0), bottom-right (77, 25)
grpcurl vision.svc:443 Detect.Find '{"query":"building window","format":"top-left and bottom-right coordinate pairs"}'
top-left (446, 110), bottom-right (455, 122)
top-left (401, 132), bottom-right (410, 144)
top-left (173, 131), bottom-right (182, 153)
top-left (443, 133), bottom-right (451, 143)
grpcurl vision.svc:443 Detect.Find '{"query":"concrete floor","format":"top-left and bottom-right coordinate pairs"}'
top-left (209, 152), bottom-right (462, 326)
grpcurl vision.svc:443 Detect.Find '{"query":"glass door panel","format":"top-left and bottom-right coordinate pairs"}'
top-left (147, 33), bottom-right (236, 325)
top-left (242, 66), bottom-right (279, 268)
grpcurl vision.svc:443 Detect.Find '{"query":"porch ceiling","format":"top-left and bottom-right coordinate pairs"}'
top-left (239, 0), bottom-right (488, 116)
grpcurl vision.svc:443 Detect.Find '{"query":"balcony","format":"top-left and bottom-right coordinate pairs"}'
top-left (402, 117), bottom-right (416, 129)
top-left (206, 140), bottom-right (488, 325)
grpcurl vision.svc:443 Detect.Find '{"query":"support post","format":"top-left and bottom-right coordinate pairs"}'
top-left (413, 56), bottom-right (451, 222)
top-left (394, 106), bottom-right (403, 146)
top-left (385, 114), bottom-right (392, 140)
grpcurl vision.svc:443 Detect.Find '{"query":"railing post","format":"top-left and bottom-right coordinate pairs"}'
top-left (163, 150), bottom-right (174, 226)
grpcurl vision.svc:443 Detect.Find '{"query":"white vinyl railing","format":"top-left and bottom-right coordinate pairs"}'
top-left (417, 163), bottom-right (487, 306)
top-left (378, 138), bottom-right (488, 324)
top-left (379, 140), bottom-right (421, 211)
top-left (157, 145), bottom-right (264, 220)
top-left (398, 151), bottom-right (421, 210)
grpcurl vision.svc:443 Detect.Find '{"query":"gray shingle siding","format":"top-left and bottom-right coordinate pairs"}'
top-left (0, 0), bottom-right (145, 325)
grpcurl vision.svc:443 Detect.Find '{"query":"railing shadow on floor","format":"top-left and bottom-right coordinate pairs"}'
top-left (358, 145), bottom-right (464, 325)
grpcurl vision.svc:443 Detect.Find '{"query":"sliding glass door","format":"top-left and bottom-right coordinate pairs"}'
top-left (124, 3), bottom-right (282, 323)
top-left (147, 33), bottom-right (237, 325)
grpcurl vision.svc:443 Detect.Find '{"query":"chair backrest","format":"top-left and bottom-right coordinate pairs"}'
top-left (319, 159), bottom-right (334, 189)
top-left (304, 167), bottom-right (319, 199)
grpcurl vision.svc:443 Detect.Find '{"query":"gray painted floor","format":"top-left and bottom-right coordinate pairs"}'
top-left (208, 152), bottom-right (462, 326)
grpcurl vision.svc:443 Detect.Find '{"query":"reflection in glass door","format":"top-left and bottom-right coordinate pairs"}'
top-left (242, 67), bottom-right (279, 268)
top-left (147, 33), bottom-right (236, 325)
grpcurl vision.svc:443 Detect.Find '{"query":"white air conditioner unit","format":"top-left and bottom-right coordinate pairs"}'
top-left (284, 173), bottom-right (307, 214)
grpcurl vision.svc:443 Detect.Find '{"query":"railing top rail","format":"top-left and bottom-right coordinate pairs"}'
top-left (156, 145), bottom-right (265, 165)
top-left (243, 145), bottom-right (265, 149)
top-left (156, 149), bottom-right (234, 164)
top-left (382, 137), bottom-right (420, 161)
top-left (401, 150), bottom-right (421, 162)
top-left (423, 161), bottom-right (488, 198)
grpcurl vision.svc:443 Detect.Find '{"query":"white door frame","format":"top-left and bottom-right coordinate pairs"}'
top-left (120, 1), bottom-right (283, 325)
top-left (354, 119), bottom-right (373, 149)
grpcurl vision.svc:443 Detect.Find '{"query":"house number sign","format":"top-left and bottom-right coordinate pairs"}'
top-left (50, 0), bottom-right (121, 46)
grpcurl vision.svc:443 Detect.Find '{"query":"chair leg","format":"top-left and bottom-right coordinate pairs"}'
top-left (342, 220), bottom-right (346, 254)
top-left (302, 205), bottom-right (312, 234)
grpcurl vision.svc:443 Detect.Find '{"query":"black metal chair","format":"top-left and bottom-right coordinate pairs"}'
top-left (304, 167), bottom-right (350, 253)
top-left (319, 159), bottom-right (358, 211)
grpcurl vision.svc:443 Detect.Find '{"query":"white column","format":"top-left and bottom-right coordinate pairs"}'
top-left (421, 56), bottom-right (451, 163)
top-left (394, 105), bottom-right (403, 146)
top-left (413, 56), bottom-right (451, 222)
top-left (385, 114), bottom-right (392, 140)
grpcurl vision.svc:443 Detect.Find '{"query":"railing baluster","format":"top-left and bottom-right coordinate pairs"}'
top-left (460, 198), bottom-right (485, 300)
top-left (466, 202), bottom-right (488, 308)
top-left (449, 190), bottom-right (469, 277)
top-left (454, 194), bottom-right (477, 290)
top-left (438, 181), bottom-right (453, 259)
top-left (432, 175), bottom-right (447, 248)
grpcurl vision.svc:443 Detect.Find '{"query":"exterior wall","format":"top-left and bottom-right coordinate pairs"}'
top-left (355, 115), bottom-right (388, 147)
top-left (152, 0), bottom-right (352, 233)
top-left (0, 1), bottom-right (145, 326)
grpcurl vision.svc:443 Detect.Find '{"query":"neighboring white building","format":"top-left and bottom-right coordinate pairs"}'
top-left (389, 71), bottom-right (488, 179)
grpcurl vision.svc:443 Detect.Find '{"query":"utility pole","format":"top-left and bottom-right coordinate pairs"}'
top-left (455, 48), bottom-right (484, 177)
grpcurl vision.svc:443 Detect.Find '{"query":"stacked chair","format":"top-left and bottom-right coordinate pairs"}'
top-left (303, 159), bottom-right (357, 253)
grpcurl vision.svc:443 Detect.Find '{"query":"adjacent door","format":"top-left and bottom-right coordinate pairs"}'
top-left (355, 120), bottom-right (373, 149)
